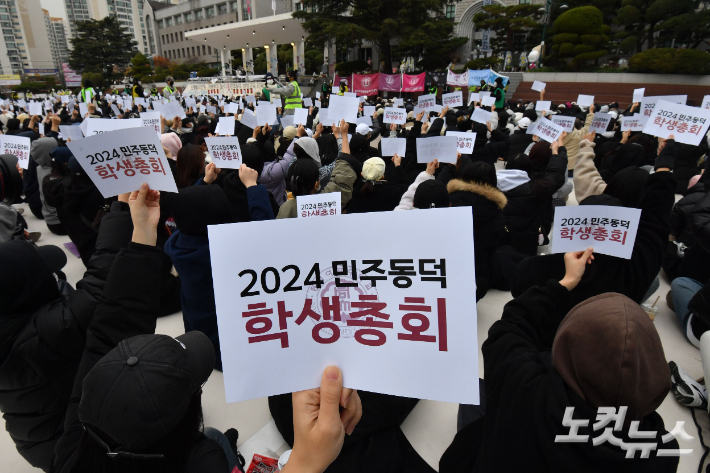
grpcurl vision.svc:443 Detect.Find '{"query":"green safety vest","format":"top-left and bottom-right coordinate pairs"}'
top-left (80, 88), bottom-right (93, 102)
top-left (284, 81), bottom-right (302, 109)
top-left (164, 84), bottom-right (175, 95)
top-left (494, 87), bottom-right (505, 108)
top-left (261, 87), bottom-right (271, 102)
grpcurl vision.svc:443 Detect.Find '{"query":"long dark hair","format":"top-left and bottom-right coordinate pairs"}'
top-left (176, 144), bottom-right (205, 189)
top-left (70, 392), bottom-right (204, 473)
top-left (286, 158), bottom-right (319, 196)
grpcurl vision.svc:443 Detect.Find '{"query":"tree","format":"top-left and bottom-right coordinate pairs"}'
top-left (293, 0), bottom-right (464, 73)
top-left (472, 5), bottom-right (543, 56)
top-left (153, 55), bottom-right (171, 69)
top-left (628, 48), bottom-right (710, 74)
top-left (68, 16), bottom-right (136, 76)
top-left (614, 0), bottom-right (696, 53)
top-left (550, 6), bottom-right (609, 68)
top-left (128, 53), bottom-right (152, 77)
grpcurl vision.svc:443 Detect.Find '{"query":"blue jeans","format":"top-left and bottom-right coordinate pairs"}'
top-left (204, 427), bottom-right (239, 471)
top-left (671, 277), bottom-right (704, 341)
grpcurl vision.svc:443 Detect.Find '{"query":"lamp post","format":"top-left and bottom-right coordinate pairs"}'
top-left (539, 0), bottom-right (568, 62)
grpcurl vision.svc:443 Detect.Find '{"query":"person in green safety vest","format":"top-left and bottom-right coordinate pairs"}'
top-left (429, 85), bottom-right (438, 97)
top-left (163, 76), bottom-right (177, 98)
top-left (261, 72), bottom-right (274, 102)
top-left (80, 79), bottom-right (98, 103)
top-left (150, 84), bottom-right (158, 97)
top-left (265, 69), bottom-right (302, 116)
top-left (492, 77), bottom-right (505, 109)
top-left (338, 80), bottom-right (348, 96)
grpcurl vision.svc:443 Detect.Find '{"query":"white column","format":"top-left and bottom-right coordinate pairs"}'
top-left (297, 41), bottom-right (305, 75)
top-left (292, 42), bottom-right (297, 73)
top-left (237, 0), bottom-right (243, 21)
top-left (328, 39), bottom-right (336, 76)
top-left (246, 46), bottom-right (254, 74)
top-left (220, 49), bottom-right (226, 77)
top-left (265, 45), bottom-right (274, 74)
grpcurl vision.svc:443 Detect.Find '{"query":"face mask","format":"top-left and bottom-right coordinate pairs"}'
top-left (267, 80), bottom-right (274, 85)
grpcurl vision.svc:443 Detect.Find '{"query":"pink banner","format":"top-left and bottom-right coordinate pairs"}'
top-left (352, 73), bottom-right (379, 96)
top-left (379, 73), bottom-right (401, 92)
top-left (402, 73), bottom-right (426, 92)
top-left (333, 74), bottom-right (352, 92)
top-left (446, 70), bottom-right (469, 87)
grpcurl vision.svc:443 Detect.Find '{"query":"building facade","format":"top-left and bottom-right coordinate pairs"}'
top-left (0, 0), bottom-right (55, 75)
top-left (44, 10), bottom-right (70, 73)
top-left (63, 0), bottom-right (177, 56)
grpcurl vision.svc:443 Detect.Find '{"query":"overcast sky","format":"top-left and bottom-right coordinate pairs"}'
top-left (40, 0), bottom-right (66, 19)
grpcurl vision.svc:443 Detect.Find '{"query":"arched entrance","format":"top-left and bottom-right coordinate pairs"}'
top-left (455, 1), bottom-right (506, 61)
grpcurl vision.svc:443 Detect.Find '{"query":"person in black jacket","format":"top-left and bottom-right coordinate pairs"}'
top-left (446, 161), bottom-right (507, 300)
top-left (0, 197), bottom-right (132, 471)
top-left (511, 138), bottom-right (678, 312)
top-left (440, 249), bottom-right (679, 473)
top-left (497, 134), bottom-right (568, 255)
top-left (347, 156), bottom-right (408, 214)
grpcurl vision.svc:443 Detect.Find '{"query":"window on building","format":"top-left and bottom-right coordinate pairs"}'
top-left (519, 0), bottom-right (531, 3)
top-left (175, 15), bottom-right (182, 25)
top-left (242, 0), bottom-right (251, 20)
top-left (446, 3), bottom-right (455, 19)
top-left (182, 48), bottom-right (185, 57)
top-left (218, 3), bottom-right (227, 15)
top-left (157, 19), bottom-right (163, 28)
top-left (195, 9), bottom-right (203, 20)
top-left (192, 46), bottom-right (195, 55)
top-left (185, 12), bottom-right (192, 22)
top-left (170, 33), bottom-right (174, 42)
top-left (161, 34), bottom-right (164, 44)
top-left (202, 44), bottom-right (206, 55)
top-left (206, 6), bottom-right (214, 17)
top-left (180, 31), bottom-right (183, 41)
top-left (207, 46), bottom-right (211, 54)
top-left (231, 1), bottom-right (238, 14)
top-left (165, 17), bottom-right (172, 26)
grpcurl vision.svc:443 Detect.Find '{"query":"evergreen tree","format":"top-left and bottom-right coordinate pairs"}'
top-left (68, 16), bottom-right (137, 76)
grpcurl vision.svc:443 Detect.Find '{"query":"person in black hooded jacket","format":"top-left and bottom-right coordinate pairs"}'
top-left (447, 161), bottom-right (507, 300)
top-left (0, 200), bottom-right (132, 471)
top-left (440, 249), bottom-right (679, 473)
top-left (511, 138), bottom-right (678, 312)
top-left (497, 135), bottom-right (568, 255)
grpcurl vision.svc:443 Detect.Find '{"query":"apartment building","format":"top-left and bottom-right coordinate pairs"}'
top-left (0, 0), bottom-right (54, 75)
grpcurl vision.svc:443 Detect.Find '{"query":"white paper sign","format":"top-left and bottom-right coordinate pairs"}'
top-left (332, 86), bottom-right (339, 94)
top-left (140, 111), bottom-right (161, 137)
top-left (446, 131), bottom-right (476, 153)
top-left (29, 102), bottom-right (43, 116)
top-left (136, 98), bottom-right (147, 107)
top-left (380, 138), bottom-right (406, 157)
top-left (327, 95), bottom-right (359, 124)
top-left (315, 100), bottom-right (321, 108)
top-left (620, 115), bottom-right (643, 132)
top-left (468, 92), bottom-right (480, 104)
top-left (111, 104), bottom-right (122, 117)
top-left (356, 116), bottom-right (373, 127)
top-left (208, 207), bottom-right (479, 404)
top-left (280, 115), bottom-right (294, 128)
top-left (640, 95), bottom-right (687, 120)
top-left (633, 88), bottom-right (645, 103)
top-left (296, 192), bottom-right (341, 218)
top-left (536, 101), bottom-right (551, 112)
top-left (589, 112), bottom-right (613, 134)
top-left (162, 101), bottom-right (187, 119)
top-left (532, 118), bottom-right (563, 143)
top-left (240, 109), bottom-right (259, 129)
top-left (205, 137), bottom-right (242, 169)
top-left (576, 95), bottom-right (595, 107)
top-left (344, 92), bottom-right (356, 98)
top-left (418, 94), bottom-right (437, 111)
top-left (316, 92), bottom-right (321, 99)
top-left (59, 124), bottom-right (84, 141)
top-left (227, 102), bottom-right (240, 114)
top-left (531, 81), bottom-right (546, 92)
top-left (245, 95), bottom-right (256, 104)
top-left (471, 107), bottom-right (492, 125)
top-left (551, 115), bottom-right (576, 132)
top-left (394, 98), bottom-right (404, 107)
top-left (0, 135), bottom-right (31, 169)
top-left (293, 108), bottom-right (308, 126)
top-left (416, 136), bottom-right (458, 164)
top-left (551, 206), bottom-right (641, 259)
top-left (85, 118), bottom-right (142, 137)
top-left (641, 100), bottom-right (710, 146)
top-left (702, 95), bottom-right (710, 110)
top-left (185, 97), bottom-right (197, 109)
top-left (481, 96), bottom-right (496, 107)
top-left (79, 103), bottom-right (88, 118)
top-left (303, 98), bottom-right (313, 107)
top-left (255, 104), bottom-right (277, 126)
top-left (363, 106), bottom-right (375, 116)
top-left (383, 107), bottom-right (407, 125)
top-left (217, 116), bottom-right (235, 136)
top-left (318, 108), bottom-right (335, 127)
top-left (442, 92), bottom-right (463, 108)
top-left (65, 127), bottom-right (178, 197)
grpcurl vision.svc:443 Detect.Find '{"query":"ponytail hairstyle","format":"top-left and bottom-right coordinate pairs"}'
top-left (286, 158), bottom-right (320, 197)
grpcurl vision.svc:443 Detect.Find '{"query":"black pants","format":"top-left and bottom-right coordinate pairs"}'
top-left (47, 222), bottom-right (68, 235)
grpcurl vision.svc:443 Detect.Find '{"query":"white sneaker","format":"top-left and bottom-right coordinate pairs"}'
top-left (670, 361), bottom-right (708, 410)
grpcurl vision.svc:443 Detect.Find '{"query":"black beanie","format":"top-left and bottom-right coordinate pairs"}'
top-left (413, 180), bottom-right (449, 209)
